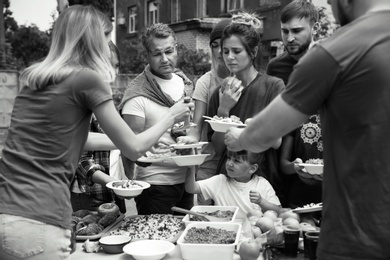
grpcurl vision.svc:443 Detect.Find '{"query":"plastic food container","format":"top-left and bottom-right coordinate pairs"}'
top-left (182, 206), bottom-right (239, 227)
top-left (177, 222), bottom-right (241, 260)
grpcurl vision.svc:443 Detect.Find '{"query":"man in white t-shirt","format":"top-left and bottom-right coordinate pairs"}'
top-left (118, 23), bottom-right (194, 215)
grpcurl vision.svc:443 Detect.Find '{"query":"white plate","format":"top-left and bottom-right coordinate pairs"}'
top-left (205, 120), bottom-right (246, 133)
top-left (170, 142), bottom-right (208, 149)
top-left (169, 154), bottom-right (210, 166)
top-left (292, 205), bottom-right (322, 213)
top-left (298, 163), bottom-right (323, 175)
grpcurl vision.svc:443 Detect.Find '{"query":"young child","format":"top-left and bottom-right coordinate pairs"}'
top-left (185, 149), bottom-right (281, 219)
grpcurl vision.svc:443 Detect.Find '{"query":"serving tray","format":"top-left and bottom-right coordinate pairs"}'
top-left (75, 213), bottom-right (125, 241)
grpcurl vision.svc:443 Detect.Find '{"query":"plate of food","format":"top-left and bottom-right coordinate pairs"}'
top-left (106, 180), bottom-right (150, 197)
top-left (298, 164), bottom-right (323, 175)
top-left (170, 142), bottom-right (208, 150)
top-left (137, 151), bottom-right (175, 163)
top-left (204, 115), bottom-right (246, 133)
top-left (108, 214), bottom-right (185, 243)
top-left (292, 203), bottom-right (323, 213)
top-left (169, 154), bottom-right (210, 166)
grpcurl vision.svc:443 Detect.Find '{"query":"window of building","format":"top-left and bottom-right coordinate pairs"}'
top-left (170, 0), bottom-right (180, 23)
top-left (148, 1), bottom-right (159, 26)
top-left (128, 6), bottom-right (137, 33)
top-left (197, 0), bottom-right (208, 17)
top-left (225, 0), bottom-right (242, 12)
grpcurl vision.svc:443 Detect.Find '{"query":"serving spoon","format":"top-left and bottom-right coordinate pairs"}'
top-left (171, 206), bottom-right (228, 222)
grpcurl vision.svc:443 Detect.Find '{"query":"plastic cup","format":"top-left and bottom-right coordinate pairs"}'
top-left (283, 227), bottom-right (300, 257)
top-left (302, 230), bottom-right (309, 258)
top-left (305, 230), bottom-right (320, 260)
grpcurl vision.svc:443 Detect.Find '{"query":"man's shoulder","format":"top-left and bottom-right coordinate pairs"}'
top-left (268, 51), bottom-right (291, 66)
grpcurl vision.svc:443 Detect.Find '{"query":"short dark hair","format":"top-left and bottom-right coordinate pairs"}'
top-left (141, 23), bottom-right (177, 52)
top-left (281, 0), bottom-right (318, 25)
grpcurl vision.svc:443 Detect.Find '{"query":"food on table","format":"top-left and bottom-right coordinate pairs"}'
top-left (239, 238), bottom-right (263, 260)
top-left (73, 209), bottom-right (93, 218)
top-left (212, 115), bottom-right (244, 124)
top-left (82, 239), bottom-right (101, 253)
top-left (109, 214), bottom-right (184, 241)
top-left (81, 214), bottom-right (100, 225)
top-left (305, 158), bottom-right (324, 165)
top-left (72, 204), bottom-right (120, 237)
top-left (78, 223), bottom-right (104, 236)
top-left (189, 210), bottom-right (234, 222)
top-left (111, 180), bottom-right (143, 189)
top-left (98, 203), bottom-right (120, 217)
top-left (182, 226), bottom-right (236, 244)
top-left (98, 213), bottom-right (119, 228)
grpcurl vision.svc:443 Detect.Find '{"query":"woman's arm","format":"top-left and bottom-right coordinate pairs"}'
top-left (93, 100), bottom-right (192, 161)
top-left (84, 132), bottom-right (116, 151)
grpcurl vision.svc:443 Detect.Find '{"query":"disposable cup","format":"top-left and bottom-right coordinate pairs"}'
top-left (305, 230), bottom-right (320, 260)
top-left (283, 227), bottom-right (300, 257)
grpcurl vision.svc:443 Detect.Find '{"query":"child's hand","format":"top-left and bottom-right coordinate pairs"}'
top-left (249, 190), bottom-right (263, 205)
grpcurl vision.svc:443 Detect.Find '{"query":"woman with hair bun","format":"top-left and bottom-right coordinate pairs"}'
top-left (0, 5), bottom-right (192, 259)
top-left (207, 12), bottom-right (286, 206)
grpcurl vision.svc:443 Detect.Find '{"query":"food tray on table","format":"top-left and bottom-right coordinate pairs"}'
top-left (75, 213), bottom-right (125, 241)
top-left (107, 214), bottom-right (185, 243)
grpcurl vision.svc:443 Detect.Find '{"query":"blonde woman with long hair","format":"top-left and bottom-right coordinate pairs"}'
top-left (0, 5), bottom-right (192, 259)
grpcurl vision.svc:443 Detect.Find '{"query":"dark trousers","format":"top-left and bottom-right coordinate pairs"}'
top-left (134, 183), bottom-right (193, 215)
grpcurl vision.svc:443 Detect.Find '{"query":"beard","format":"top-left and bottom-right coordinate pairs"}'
top-left (286, 36), bottom-right (312, 56)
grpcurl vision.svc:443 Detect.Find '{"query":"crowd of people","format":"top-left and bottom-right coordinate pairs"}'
top-left (1, 0), bottom-right (390, 259)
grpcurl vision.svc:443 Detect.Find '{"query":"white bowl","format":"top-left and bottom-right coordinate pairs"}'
top-left (177, 222), bottom-right (241, 260)
top-left (123, 240), bottom-right (175, 260)
top-left (99, 235), bottom-right (131, 254)
top-left (182, 206), bottom-right (239, 226)
top-left (298, 163), bottom-right (323, 175)
top-left (170, 154), bottom-right (210, 166)
top-left (106, 180), bottom-right (150, 197)
top-left (205, 120), bottom-right (246, 133)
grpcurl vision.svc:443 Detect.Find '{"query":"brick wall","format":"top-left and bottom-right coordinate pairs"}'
top-left (176, 30), bottom-right (210, 53)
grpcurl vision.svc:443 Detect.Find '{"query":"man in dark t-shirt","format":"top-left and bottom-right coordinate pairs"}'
top-left (266, 0), bottom-right (322, 209)
top-left (226, 1), bottom-right (390, 259)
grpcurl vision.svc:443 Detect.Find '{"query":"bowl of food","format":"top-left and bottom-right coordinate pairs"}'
top-left (99, 235), bottom-right (131, 254)
top-left (177, 222), bottom-right (241, 260)
top-left (182, 206), bottom-right (239, 226)
top-left (205, 115), bottom-right (246, 133)
top-left (170, 154), bottom-right (210, 166)
top-left (106, 180), bottom-right (150, 197)
top-left (123, 240), bottom-right (175, 260)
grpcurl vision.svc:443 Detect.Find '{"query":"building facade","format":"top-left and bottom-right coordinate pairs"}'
top-left (115, 0), bottom-right (292, 68)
